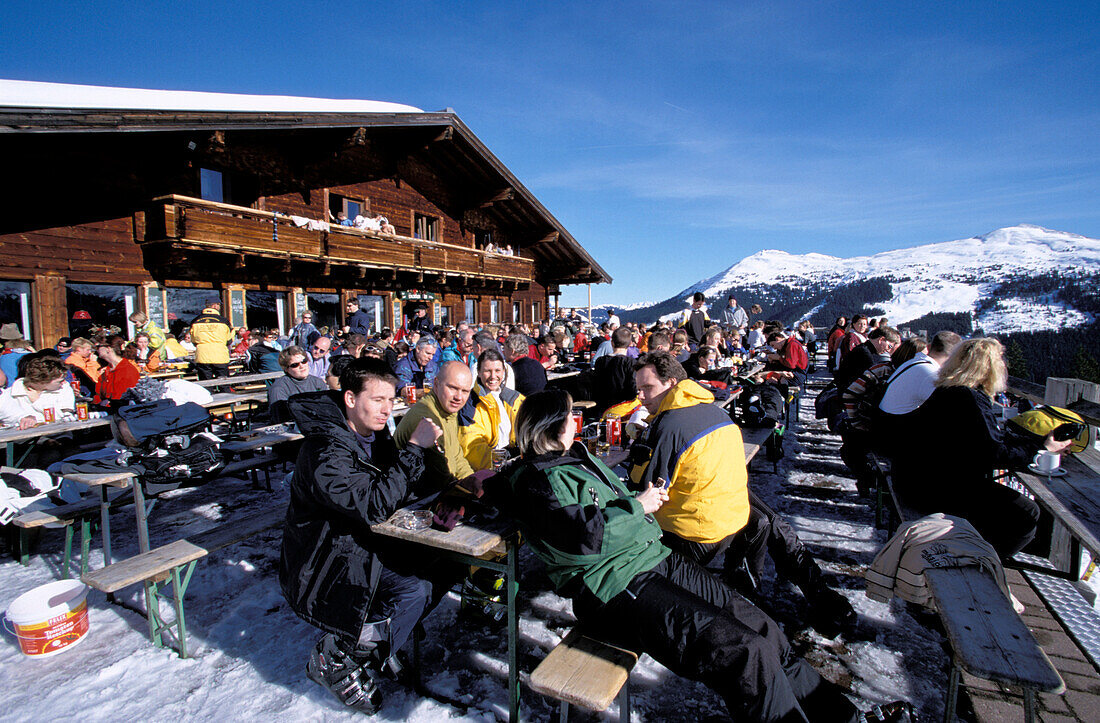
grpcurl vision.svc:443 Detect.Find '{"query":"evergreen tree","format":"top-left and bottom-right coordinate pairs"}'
top-left (1071, 345), bottom-right (1100, 384)
top-left (1004, 340), bottom-right (1030, 380)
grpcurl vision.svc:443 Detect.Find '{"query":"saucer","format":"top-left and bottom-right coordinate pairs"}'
top-left (1028, 464), bottom-right (1067, 477)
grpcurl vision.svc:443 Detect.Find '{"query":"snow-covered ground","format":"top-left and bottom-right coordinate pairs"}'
top-left (1, 381), bottom-right (963, 721)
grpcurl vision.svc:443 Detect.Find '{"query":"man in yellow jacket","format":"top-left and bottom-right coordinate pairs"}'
top-left (458, 348), bottom-right (523, 471)
top-left (629, 350), bottom-right (750, 572)
top-left (190, 301), bottom-right (235, 380)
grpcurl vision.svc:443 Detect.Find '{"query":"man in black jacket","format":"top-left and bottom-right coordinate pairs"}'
top-left (279, 357), bottom-right (456, 714)
top-left (834, 326), bottom-right (899, 392)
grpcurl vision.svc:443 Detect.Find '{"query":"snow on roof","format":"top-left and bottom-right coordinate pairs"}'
top-left (0, 79), bottom-right (424, 114)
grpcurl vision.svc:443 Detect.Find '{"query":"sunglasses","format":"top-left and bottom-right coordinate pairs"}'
top-left (288, 361), bottom-right (308, 369)
top-left (311, 346), bottom-right (326, 351)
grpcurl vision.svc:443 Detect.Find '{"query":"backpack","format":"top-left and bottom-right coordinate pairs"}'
top-left (840, 362), bottom-right (895, 432)
top-left (1007, 406), bottom-right (1092, 454)
top-left (135, 435), bottom-right (224, 496)
top-left (815, 383), bottom-right (839, 420)
top-left (112, 399), bottom-right (213, 449)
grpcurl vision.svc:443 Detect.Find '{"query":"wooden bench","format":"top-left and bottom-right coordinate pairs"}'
top-left (11, 488), bottom-right (131, 575)
top-left (867, 453), bottom-right (1064, 722)
top-left (528, 628), bottom-right (638, 722)
top-left (81, 508), bottom-right (282, 658)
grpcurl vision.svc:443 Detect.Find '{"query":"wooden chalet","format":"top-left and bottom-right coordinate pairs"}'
top-left (0, 81), bottom-right (610, 348)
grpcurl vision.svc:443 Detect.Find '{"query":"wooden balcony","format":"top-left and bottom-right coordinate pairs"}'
top-left (142, 195), bottom-right (535, 285)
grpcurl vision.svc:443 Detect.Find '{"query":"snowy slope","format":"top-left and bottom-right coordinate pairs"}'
top-left (642, 225), bottom-right (1100, 331)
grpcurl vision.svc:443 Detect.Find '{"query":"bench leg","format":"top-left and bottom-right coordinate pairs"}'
top-left (17, 527), bottom-right (30, 566)
top-left (80, 519), bottom-right (91, 578)
top-left (62, 525), bottom-right (73, 579)
top-left (507, 543), bottom-right (520, 723)
top-left (943, 663), bottom-right (960, 723)
top-left (1023, 688), bottom-right (1037, 723)
top-left (618, 679), bottom-right (631, 723)
top-left (558, 700), bottom-right (570, 723)
top-left (171, 565), bottom-right (190, 658)
top-left (142, 561), bottom-right (198, 658)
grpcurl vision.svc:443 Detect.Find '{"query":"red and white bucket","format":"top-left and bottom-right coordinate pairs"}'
top-left (4, 579), bottom-right (90, 658)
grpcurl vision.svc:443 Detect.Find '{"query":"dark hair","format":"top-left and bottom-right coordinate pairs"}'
top-left (347, 333), bottom-right (367, 347)
top-left (611, 326), bottom-right (632, 349)
top-left (692, 292), bottom-right (705, 303)
top-left (477, 347), bottom-right (506, 370)
top-left (515, 388), bottom-right (573, 457)
top-left (340, 356), bottom-right (399, 394)
top-left (930, 331), bottom-right (962, 355)
top-left (868, 326), bottom-right (900, 344)
top-left (327, 355), bottom-right (354, 380)
top-left (891, 337), bottom-right (926, 366)
top-left (648, 331), bottom-right (671, 349)
top-left (634, 350), bottom-right (688, 383)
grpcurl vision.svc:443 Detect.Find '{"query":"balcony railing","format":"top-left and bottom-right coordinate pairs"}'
top-left (144, 195), bottom-right (534, 283)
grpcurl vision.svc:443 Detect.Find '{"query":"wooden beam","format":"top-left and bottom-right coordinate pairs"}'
top-left (432, 126), bottom-right (454, 143)
top-left (533, 231), bottom-right (559, 245)
top-left (479, 188), bottom-right (515, 208)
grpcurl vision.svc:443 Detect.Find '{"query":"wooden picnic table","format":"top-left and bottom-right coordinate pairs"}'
top-left (1014, 444), bottom-right (1100, 578)
top-left (371, 501), bottom-right (521, 720)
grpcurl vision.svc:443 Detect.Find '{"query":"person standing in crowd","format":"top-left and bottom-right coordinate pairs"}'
top-left (720, 296), bottom-right (749, 333)
top-left (280, 358), bottom-right (460, 714)
top-left (190, 300), bottom-right (235, 380)
top-left (891, 338), bottom-right (1072, 560)
top-left (345, 299), bottom-right (373, 337)
top-left (496, 389), bottom-right (911, 723)
top-left (459, 348), bottom-right (524, 471)
top-left (407, 305), bottom-right (434, 336)
top-left (307, 336), bottom-right (333, 381)
top-left (394, 361), bottom-right (476, 485)
top-left (94, 336), bottom-right (141, 409)
top-left (290, 311), bottom-right (319, 350)
top-left (679, 292), bottom-right (709, 347)
top-left (825, 316), bottom-right (848, 373)
top-left (129, 311), bottom-right (167, 358)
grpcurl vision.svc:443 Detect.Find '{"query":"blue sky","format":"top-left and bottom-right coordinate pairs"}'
top-left (3, 1), bottom-right (1098, 307)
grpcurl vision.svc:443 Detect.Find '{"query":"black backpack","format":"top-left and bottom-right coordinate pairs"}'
top-left (738, 384), bottom-right (785, 428)
top-left (112, 399), bottom-right (212, 449)
top-left (135, 436), bottom-right (224, 496)
top-left (111, 400), bottom-right (222, 496)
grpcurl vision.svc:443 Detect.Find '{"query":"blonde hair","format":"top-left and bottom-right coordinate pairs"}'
top-left (936, 337), bottom-right (1005, 398)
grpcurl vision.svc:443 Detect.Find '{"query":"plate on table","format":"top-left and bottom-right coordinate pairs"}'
top-left (1027, 464), bottom-right (1067, 477)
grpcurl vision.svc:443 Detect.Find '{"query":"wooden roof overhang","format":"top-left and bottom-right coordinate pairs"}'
top-left (0, 106), bottom-right (611, 288)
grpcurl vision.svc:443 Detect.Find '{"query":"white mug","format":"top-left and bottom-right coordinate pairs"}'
top-left (1035, 451), bottom-right (1061, 473)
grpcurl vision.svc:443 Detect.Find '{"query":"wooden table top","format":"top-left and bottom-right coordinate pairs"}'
top-left (1015, 446), bottom-right (1100, 560)
top-left (371, 507), bottom-right (509, 558)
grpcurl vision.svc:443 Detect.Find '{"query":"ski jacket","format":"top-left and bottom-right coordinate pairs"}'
top-left (190, 308), bottom-right (234, 365)
top-left (501, 444), bottom-right (668, 603)
top-left (458, 385), bottom-right (524, 471)
top-left (279, 390), bottom-right (430, 641)
top-left (629, 379), bottom-right (749, 543)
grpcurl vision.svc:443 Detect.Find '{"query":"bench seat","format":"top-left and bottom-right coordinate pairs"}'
top-left (82, 508), bottom-right (282, 657)
top-left (529, 628), bottom-right (638, 722)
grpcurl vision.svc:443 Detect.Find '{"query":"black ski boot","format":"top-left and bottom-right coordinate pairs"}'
top-left (306, 634), bottom-right (383, 715)
top-left (865, 700), bottom-right (918, 722)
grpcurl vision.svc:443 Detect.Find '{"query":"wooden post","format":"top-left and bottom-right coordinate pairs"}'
top-left (31, 274), bottom-right (67, 350)
top-left (1044, 378), bottom-right (1100, 408)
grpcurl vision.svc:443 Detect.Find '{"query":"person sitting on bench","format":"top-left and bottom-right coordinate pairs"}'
top-left (496, 388), bottom-right (913, 722)
top-left (279, 357), bottom-right (463, 714)
top-left (629, 351), bottom-right (856, 637)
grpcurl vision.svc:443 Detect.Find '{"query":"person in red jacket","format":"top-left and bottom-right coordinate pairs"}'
top-left (825, 316), bottom-right (847, 372)
top-left (764, 330), bottom-right (809, 386)
top-left (94, 336), bottom-right (141, 409)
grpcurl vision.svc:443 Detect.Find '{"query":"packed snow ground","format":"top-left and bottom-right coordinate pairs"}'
top-left (1, 376), bottom-right (959, 721)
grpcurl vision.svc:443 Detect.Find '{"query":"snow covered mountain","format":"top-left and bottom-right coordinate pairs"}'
top-left (619, 225), bottom-right (1100, 334)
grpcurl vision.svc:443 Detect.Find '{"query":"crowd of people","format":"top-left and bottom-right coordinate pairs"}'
top-left (22, 288), bottom-right (1058, 720)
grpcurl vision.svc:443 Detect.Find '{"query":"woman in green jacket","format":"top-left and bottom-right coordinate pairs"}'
top-left (500, 389), bottom-right (909, 723)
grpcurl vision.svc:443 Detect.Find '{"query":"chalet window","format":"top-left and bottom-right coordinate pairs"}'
top-left (414, 213), bottom-right (440, 242)
top-left (356, 294), bottom-right (385, 334)
top-left (531, 301), bottom-right (541, 323)
top-left (199, 168), bottom-right (226, 203)
top-left (464, 299), bottom-right (476, 324)
top-left (439, 306), bottom-right (451, 327)
top-left (308, 293), bottom-right (340, 332)
top-left (67, 283), bottom-right (138, 338)
top-left (490, 299), bottom-right (501, 324)
top-left (330, 195), bottom-right (367, 223)
top-left (512, 301), bottom-right (521, 323)
top-left (246, 291), bottom-right (287, 333)
top-left (0, 281), bottom-right (32, 341)
top-left (164, 287), bottom-right (215, 334)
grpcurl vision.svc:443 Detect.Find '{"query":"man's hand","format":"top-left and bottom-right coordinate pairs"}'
top-left (636, 480), bottom-right (669, 515)
top-left (456, 469), bottom-right (495, 498)
top-left (408, 417), bottom-right (443, 449)
top-left (18, 415), bottom-right (38, 430)
top-left (1043, 434), bottom-right (1074, 454)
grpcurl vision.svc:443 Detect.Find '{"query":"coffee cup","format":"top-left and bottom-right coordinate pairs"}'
top-left (1034, 451), bottom-right (1061, 474)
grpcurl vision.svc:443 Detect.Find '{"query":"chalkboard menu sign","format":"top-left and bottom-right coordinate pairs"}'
top-left (295, 293), bottom-right (308, 319)
top-left (392, 299), bottom-right (403, 330)
top-left (433, 302), bottom-right (441, 325)
top-left (229, 289), bottom-right (246, 328)
top-left (146, 285), bottom-right (166, 328)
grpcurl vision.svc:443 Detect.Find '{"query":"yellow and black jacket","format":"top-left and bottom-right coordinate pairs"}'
top-left (629, 379), bottom-right (749, 543)
top-left (457, 384), bottom-right (524, 471)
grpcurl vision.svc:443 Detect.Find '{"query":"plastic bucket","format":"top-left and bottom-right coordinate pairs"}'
top-left (4, 580), bottom-right (90, 658)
